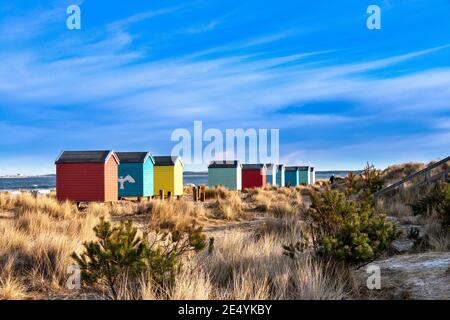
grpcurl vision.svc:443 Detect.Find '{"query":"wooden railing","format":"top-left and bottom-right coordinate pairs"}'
top-left (374, 155), bottom-right (450, 204)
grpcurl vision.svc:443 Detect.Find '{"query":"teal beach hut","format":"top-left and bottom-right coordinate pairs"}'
top-left (265, 164), bottom-right (278, 186)
top-left (276, 164), bottom-right (285, 187)
top-left (208, 160), bottom-right (242, 190)
top-left (285, 166), bottom-right (299, 186)
top-left (298, 166), bottom-right (314, 185)
top-left (116, 152), bottom-right (154, 197)
top-left (298, 166), bottom-right (310, 185)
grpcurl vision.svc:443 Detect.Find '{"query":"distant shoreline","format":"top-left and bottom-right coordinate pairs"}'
top-left (1, 171), bottom-right (359, 178)
top-left (0, 174), bottom-right (56, 179)
top-left (0, 170), bottom-right (359, 191)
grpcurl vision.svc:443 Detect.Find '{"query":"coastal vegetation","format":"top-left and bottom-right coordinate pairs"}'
top-left (0, 160), bottom-right (448, 300)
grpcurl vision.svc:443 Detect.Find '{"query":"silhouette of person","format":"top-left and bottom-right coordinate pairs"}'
top-left (329, 174), bottom-right (335, 185)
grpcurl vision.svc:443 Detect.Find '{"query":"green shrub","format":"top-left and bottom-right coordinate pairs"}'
top-left (149, 224), bottom-right (206, 289)
top-left (307, 189), bottom-right (397, 264)
top-left (344, 171), bottom-right (357, 195)
top-left (410, 183), bottom-right (450, 231)
top-left (341, 163), bottom-right (382, 205)
top-left (72, 218), bottom-right (148, 299)
top-left (72, 219), bottom-right (206, 299)
top-left (406, 227), bottom-right (429, 250)
top-left (361, 162), bottom-right (383, 194)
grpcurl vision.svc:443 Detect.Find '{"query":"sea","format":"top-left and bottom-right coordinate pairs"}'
top-left (0, 171), bottom-right (355, 191)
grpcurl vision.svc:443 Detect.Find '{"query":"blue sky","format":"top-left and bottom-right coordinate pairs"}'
top-left (0, 0), bottom-right (450, 174)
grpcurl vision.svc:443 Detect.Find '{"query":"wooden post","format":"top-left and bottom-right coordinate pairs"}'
top-left (200, 186), bottom-right (206, 202)
top-left (167, 191), bottom-right (172, 200)
top-left (193, 186), bottom-right (198, 202)
top-left (159, 189), bottom-right (164, 201)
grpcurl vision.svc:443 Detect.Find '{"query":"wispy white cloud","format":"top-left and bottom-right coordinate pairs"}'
top-left (1, 39), bottom-right (449, 134)
top-left (282, 130), bottom-right (450, 170)
top-left (107, 4), bottom-right (188, 32)
top-left (187, 30), bottom-right (302, 58)
top-left (187, 20), bottom-right (220, 34)
top-left (1, 2), bottom-right (450, 173)
top-left (0, 0), bottom-right (83, 41)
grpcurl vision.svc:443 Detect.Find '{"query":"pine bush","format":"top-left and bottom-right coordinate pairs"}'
top-left (307, 189), bottom-right (397, 264)
top-left (72, 218), bottom-right (206, 299)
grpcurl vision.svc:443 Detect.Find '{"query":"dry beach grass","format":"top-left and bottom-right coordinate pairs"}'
top-left (0, 160), bottom-right (448, 300)
top-left (0, 187), bottom-right (354, 300)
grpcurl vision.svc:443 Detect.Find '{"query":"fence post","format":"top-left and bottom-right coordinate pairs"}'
top-left (200, 186), bottom-right (206, 202)
top-left (193, 186), bottom-right (198, 202)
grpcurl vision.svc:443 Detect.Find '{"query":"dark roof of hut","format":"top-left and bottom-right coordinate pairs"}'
top-left (242, 164), bottom-right (266, 170)
top-left (116, 152), bottom-right (154, 164)
top-left (55, 150), bottom-right (117, 164)
top-left (208, 160), bottom-right (241, 169)
top-left (153, 156), bottom-right (181, 166)
top-left (285, 166), bottom-right (310, 171)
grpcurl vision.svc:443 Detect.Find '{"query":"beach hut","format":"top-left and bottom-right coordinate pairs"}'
top-left (208, 160), bottom-right (242, 190)
top-left (55, 150), bottom-right (119, 202)
top-left (265, 164), bottom-right (278, 186)
top-left (276, 164), bottom-right (285, 187)
top-left (242, 164), bottom-right (266, 189)
top-left (116, 152), bottom-right (154, 198)
top-left (310, 167), bottom-right (316, 185)
top-left (298, 166), bottom-right (316, 185)
top-left (285, 166), bottom-right (299, 187)
top-left (298, 166), bottom-right (311, 185)
top-left (153, 156), bottom-right (184, 197)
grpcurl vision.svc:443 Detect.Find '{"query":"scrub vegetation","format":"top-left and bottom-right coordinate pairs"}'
top-left (0, 160), bottom-right (448, 300)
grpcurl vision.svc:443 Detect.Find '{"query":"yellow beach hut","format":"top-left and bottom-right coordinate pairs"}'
top-left (153, 156), bottom-right (184, 197)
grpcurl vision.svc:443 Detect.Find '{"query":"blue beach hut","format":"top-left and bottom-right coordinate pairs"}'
top-left (116, 152), bottom-right (154, 198)
top-left (265, 164), bottom-right (278, 186)
top-left (276, 164), bottom-right (285, 187)
top-left (285, 166), bottom-right (299, 187)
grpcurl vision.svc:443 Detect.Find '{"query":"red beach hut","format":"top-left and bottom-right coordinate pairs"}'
top-left (242, 164), bottom-right (267, 189)
top-left (55, 150), bottom-right (120, 202)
